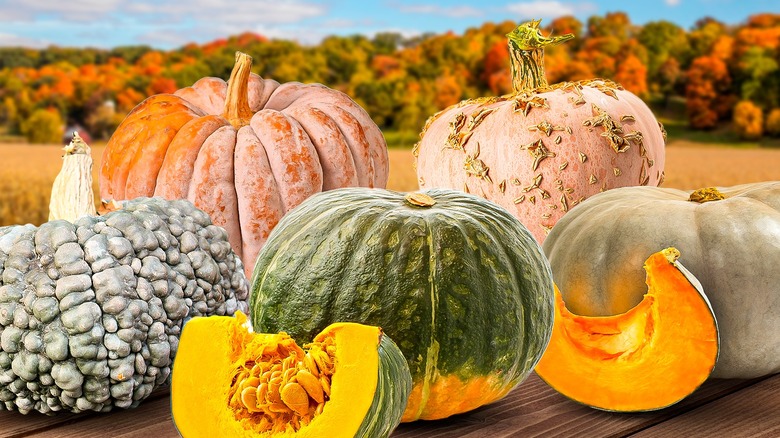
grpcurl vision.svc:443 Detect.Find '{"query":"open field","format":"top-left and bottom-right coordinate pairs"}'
top-left (387, 140), bottom-right (780, 192)
top-left (2, 140), bottom-right (780, 227)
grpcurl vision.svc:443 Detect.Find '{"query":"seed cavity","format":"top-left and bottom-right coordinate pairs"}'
top-left (228, 335), bottom-right (337, 434)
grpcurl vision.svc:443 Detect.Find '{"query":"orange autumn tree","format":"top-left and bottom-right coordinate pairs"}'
top-left (733, 100), bottom-right (764, 139)
top-left (686, 55), bottom-right (734, 129)
top-left (615, 54), bottom-right (648, 97)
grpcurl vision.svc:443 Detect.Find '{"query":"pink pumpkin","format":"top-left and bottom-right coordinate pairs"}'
top-left (414, 20), bottom-right (666, 243)
top-left (101, 52), bottom-right (388, 277)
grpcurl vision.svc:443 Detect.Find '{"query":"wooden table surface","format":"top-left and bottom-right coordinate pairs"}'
top-left (0, 372), bottom-right (777, 438)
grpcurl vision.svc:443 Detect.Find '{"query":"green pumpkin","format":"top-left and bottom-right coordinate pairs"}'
top-left (249, 188), bottom-right (554, 422)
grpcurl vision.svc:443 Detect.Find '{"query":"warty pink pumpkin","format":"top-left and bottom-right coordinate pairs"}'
top-left (100, 52), bottom-right (389, 277)
top-left (414, 20), bottom-right (666, 243)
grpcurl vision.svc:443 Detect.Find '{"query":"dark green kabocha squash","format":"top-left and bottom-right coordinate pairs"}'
top-left (250, 188), bottom-right (555, 422)
top-left (0, 134), bottom-right (248, 414)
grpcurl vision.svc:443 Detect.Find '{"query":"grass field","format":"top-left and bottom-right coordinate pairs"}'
top-left (2, 139), bottom-right (780, 227)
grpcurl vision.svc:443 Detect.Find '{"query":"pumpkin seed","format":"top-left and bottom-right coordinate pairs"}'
top-left (304, 353), bottom-right (319, 378)
top-left (296, 369), bottom-right (325, 404)
top-left (241, 387), bottom-right (261, 412)
top-left (319, 375), bottom-right (331, 397)
top-left (280, 382), bottom-right (310, 416)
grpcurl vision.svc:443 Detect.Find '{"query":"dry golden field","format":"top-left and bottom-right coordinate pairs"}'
top-left (2, 140), bottom-right (780, 227)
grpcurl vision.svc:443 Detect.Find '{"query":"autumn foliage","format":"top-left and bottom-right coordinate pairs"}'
top-left (0, 13), bottom-right (779, 143)
top-left (733, 100), bottom-right (764, 140)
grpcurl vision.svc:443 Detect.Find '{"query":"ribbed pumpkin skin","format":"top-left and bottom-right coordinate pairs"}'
top-left (250, 188), bottom-right (554, 421)
top-left (100, 70), bottom-right (388, 279)
top-left (543, 182), bottom-right (780, 379)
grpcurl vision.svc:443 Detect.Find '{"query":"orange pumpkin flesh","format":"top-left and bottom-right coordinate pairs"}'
top-left (535, 248), bottom-right (719, 412)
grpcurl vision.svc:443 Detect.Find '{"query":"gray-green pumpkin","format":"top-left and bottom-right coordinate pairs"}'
top-left (249, 187), bottom-right (554, 422)
top-left (0, 135), bottom-right (248, 414)
top-left (543, 183), bottom-right (780, 379)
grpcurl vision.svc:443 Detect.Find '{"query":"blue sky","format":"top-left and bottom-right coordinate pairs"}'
top-left (0, 0), bottom-right (776, 49)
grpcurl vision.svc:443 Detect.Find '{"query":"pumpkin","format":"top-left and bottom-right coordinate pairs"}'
top-left (543, 183), bottom-right (780, 379)
top-left (171, 311), bottom-right (411, 437)
top-left (0, 135), bottom-right (248, 414)
top-left (535, 248), bottom-right (719, 411)
top-left (249, 188), bottom-right (554, 421)
top-left (414, 20), bottom-right (666, 243)
top-left (99, 52), bottom-right (389, 278)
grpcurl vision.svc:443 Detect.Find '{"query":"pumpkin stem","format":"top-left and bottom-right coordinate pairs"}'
top-left (49, 131), bottom-right (98, 221)
top-left (404, 192), bottom-right (436, 207)
top-left (661, 247), bottom-right (681, 264)
top-left (507, 20), bottom-right (574, 93)
top-left (688, 187), bottom-right (727, 203)
top-left (223, 51), bottom-right (254, 129)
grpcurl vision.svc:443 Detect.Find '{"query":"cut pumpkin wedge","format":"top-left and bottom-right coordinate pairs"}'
top-left (535, 247), bottom-right (719, 412)
top-left (171, 311), bottom-right (411, 437)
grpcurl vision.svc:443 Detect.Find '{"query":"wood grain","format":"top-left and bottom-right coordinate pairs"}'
top-left (630, 375), bottom-right (780, 438)
top-left (392, 373), bottom-right (771, 438)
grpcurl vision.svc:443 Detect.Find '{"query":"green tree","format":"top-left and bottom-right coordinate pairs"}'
top-left (737, 46), bottom-right (779, 109)
top-left (688, 17), bottom-right (727, 59)
top-left (638, 21), bottom-right (690, 95)
top-left (21, 108), bottom-right (63, 144)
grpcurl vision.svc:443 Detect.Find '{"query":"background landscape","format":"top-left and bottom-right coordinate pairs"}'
top-left (1, 8), bottom-right (779, 226)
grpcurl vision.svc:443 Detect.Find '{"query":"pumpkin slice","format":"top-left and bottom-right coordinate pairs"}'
top-left (535, 248), bottom-right (719, 411)
top-left (171, 311), bottom-right (411, 437)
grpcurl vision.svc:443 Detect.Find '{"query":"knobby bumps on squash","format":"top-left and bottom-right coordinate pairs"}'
top-left (414, 20), bottom-right (666, 244)
top-left (0, 135), bottom-right (249, 414)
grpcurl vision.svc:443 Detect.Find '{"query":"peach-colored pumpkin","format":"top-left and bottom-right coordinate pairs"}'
top-left (414, 21), bottom-right (666, 243)
top-left (101, 52), bottom-right (388, 276)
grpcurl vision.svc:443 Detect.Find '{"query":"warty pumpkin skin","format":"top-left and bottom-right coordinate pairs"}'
top-left (249, 188), bottom-right (554, 422)
top-left (0, 137), bottom-right (249, 414)
top-left (100, 52), bottom-right (389, 278)
top-left (543, 182), bottom-right (780, 379)
top-left (414, 20), bottom-right (666, 243)
top-left (536, 248), bottom-right (719, 412)
top-left (171, 311), bottom-right (411, 437)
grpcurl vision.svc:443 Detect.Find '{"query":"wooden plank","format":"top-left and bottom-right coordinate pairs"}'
top-left (0, 373), bottom-right (767, 437)
top-left (630, 374), bottom-right (780, 438)
top-left (14, 395), bottom-right (175, 438)
top-left (0, 389), bottom-right (170, 438)
top-left (392, 373), bottom-right (768, 437)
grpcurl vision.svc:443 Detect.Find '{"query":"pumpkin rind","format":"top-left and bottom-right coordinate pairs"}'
top-left (100, 52), bottom-right (389, 278)
top-left (536, 248), bottom-right (719, 411)
top-left (543, 182), bottom-right (780, 378)
top-left (170, 312), bottom-right (411, 437)
top-left (414, 21), bottom-right (665, 243)
top-left (249, 187), bottom-right (554, 421)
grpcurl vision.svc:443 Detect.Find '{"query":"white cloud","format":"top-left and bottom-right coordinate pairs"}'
top-left (0, 1), bottom-right (325, 35)
top-left (506, 1), bottom-right (596, 19)
top-left (665, 0), bottom-right (681, 5)
top-left (125, 1), bottom-right (326, 26)
top-left (397, 4), bottom-right (483, 18)
top-left (0, 0), bottom-right (121, 22)
top-left (0, 32), bottom-right (52, 48)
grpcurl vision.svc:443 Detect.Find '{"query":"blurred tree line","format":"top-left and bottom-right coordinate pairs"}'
top-left (1, 12), bottom-right (779, 144)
